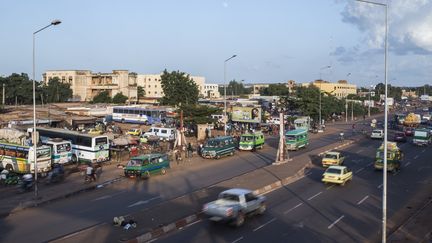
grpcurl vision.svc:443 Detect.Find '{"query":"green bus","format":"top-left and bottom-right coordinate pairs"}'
top-left (285, 129), bottom-right (308, 151)
top-left (239, 132), bottom-right (265, 151)
top-left (124, 153), bottom-right (170, 179)
top-left (201, 136), bottom-right (236, 159)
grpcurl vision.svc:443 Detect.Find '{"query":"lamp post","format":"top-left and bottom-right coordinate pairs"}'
top-left (33, 19), bottom-right (62, 197)
top-left (319, 65), bottom-right (331, 129)
top-left (224, 55), bottom-right (237, 136)
top-left (356, 1), bottom-right (388, 242)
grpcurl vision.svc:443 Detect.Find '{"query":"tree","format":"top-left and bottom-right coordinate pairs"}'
top-left (112, 92), bottom-right (128, 104)
top-left (42, 77), bottom-right (73, 103)
top-left (91, 91), bottom-right (111, 103)
top-left (181, 104), bottom-right (222, 124)
top-left (160, 70), bottom-right (199, 106)
top-left (260, 84), bottom-right (290, 96)
top-left (137, 85), bottom-right (145, 103)
top-left (218, 80), bottom-right (251, 97)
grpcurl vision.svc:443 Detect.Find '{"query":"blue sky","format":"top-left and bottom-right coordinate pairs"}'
top-left (1, 0), bottom-right (432, 87)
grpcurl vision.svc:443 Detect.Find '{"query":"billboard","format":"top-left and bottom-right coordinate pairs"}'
top-left (231, 106), bottom-right (261, 123)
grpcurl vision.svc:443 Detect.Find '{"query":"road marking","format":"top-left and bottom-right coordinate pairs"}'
top-left (231, 236), bottom-right (244, 243)
top-left (91, 191), bottom-right (126, 202)
top-left (328, 215), bottom-right (345, 229)
top-left (308, 191), bottom-right (322, 201)
top-left (252, 218), bottom-right (276, 232)
top-left (367, 162), bottom-right (373, 167)
top-left (414, 155), bottom-right (419, 160)
top-left (355, 168), bottom-right (364, 173)
top-left (357, 149), bottom-right (363, 153)
top-left (284, 203), bottom-right (303, 214)
top-left (127, 196), bottom-right (161, 208)
top-left (404, 162), bottom-right (411, 167)
top-left (304, 172), bottom-right (312, 177)
top-left (147, 239), bottom-right (158, 243)
top-left (186, 219), bottom-right (202, 228)
top-left (377, 183), bottom-right (383, 189)
top-left (357, 195), bottom-right (369, 205)
top-left (326, 185), bottom-right (335, 190)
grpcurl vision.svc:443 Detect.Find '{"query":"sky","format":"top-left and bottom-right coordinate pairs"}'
top-left (1, 0), bottom-right (432, 87)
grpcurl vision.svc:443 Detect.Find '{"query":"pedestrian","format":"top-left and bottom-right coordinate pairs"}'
top-left (175, 149), bottom-right (182, 165)
top-left (86, 164), bottom-right (96, 181)
top-left (187, 143), bottom-right (193, 158)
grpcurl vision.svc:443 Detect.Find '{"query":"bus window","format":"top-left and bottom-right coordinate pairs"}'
top-left (95, 137), bottom-right (108, 146)
top-left (57, 143), bottom-right (71, 153)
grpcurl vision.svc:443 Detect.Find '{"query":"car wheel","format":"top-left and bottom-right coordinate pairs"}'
top-left (234, 212), bottom-right (245, 227)
top-left (215, 155), bottom-right (220, 159)
top-left (257, 203), bottom-right (266, 215)
top-left (161, 168), bottom-right (166, 175)
top-left (71, 155), bottom-right (78, 164)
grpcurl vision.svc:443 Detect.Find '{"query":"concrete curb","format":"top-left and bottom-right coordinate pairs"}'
top-left (4, 176), bottom-right (124, 217)
top-left (127, 137), bottom-right (365, 243)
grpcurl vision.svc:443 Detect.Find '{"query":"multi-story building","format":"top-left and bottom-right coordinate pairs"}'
top-left (302, 80), bottom-right (356, 98)
top-left (251, 80), bottom-right (296, 94)
top-left (43, 70), bottom-right (138, 102)
top-left (136, 74), bottom-right (206, 98)
top-left (203, 84), bottom-right (220, 98)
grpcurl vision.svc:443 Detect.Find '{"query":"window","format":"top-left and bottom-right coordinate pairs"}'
top-left (245, 193), bottom-right (256, 202)
top-left (161, 130), bottom-right (167, 134)
top-left (148, 91), bottom-right (151, 95)
top-left (155, 91), bottom-right (158, 94)
top-left (220, 193), bottom-right (240, 202)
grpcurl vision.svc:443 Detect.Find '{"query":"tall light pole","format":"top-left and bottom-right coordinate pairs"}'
top-left (345, 73), bottom-right (351, 123)
top-left (33, 19), bottom-right (62, 197)
top-left (223, 55), bottom-right (237, 136)
top-left (319, 65), bottom-right (331, 129)
top-left (356, 1), bottom-right (388, 242)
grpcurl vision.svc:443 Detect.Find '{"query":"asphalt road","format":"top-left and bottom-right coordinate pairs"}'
top-left (0, 122), bottom-right (361, 242)
top-left (156, 134), bottom-right (432, 243)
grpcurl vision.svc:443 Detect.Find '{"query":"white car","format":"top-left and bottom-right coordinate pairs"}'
top-left (371, 129), bottom-right (384, 139)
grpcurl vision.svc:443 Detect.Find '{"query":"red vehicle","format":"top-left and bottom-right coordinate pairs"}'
top-left (393, 132), bottom-right (407, 143)
top-left (404, 127), bottom-right (414, 136)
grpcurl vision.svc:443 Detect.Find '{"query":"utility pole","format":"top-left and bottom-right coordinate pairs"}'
top-left (2, 83), bottom-right (4, 105)
top-left (273, 109), bottom-right (290, 165)
top-left (351, 101), bottom-right (354, 121)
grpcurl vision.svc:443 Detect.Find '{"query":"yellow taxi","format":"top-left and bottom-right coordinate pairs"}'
top-left (321, 151), bottom-right (345, 167)
top-left (88, 129), bottom-right (102, 135)
top-left (322, 165), bottom-right (352, 186)
top-left (127, 128), bottom-right (142, 136)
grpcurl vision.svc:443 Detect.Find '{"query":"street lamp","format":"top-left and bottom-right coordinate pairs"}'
top-left (319, 65), bottom-right (331, 130)
top-left (33, 19), bottom-right (62, 197)
top-left (356, 1), bottom-right (388, 242)
top-left (224, 54), bottom-right (237, 136)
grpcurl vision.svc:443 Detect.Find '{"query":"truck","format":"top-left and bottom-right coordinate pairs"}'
top-left (374, 142), bottom-right (403, 172)
top-left (202, 188), bottom-right (266, 227)
top-left (413, 128), bottom-right (431, 146)
top-left (403, 113), bottom-right (421, 127)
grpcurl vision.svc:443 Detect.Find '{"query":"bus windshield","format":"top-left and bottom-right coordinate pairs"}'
top-left (56, 143), bottom-right (71, 153)
top-left (376, 151), bottom-right (393, 160)
top-left (241, 136), bottom-right (254, 142)
top-left (37, 148), bottom-right (51, 159)
top-left (205, 140), bottom-right (219, 147)
top-left (285, 135), bottom-right (296, 141)
top-left (95, 137), bottom-right (108, 146)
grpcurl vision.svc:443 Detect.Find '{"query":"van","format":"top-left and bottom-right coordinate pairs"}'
top-left (144, 127), bottom-right (176, 141)
top-left (124, 153), bottom-right (170, 179)
top-left (371, 129), bottom-right (384, 139)
top-left (285, 129), bottom-right (308, 150)
top-left (239, 132), bottom-right (265, 151)
top-left (201, 136), bottom-right (236, 159)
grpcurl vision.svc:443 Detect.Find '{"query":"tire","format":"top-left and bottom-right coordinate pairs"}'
top-left (233, 212), bottom-right (245, 227)
top-left (141, 171), bottom-right (150, 179)
top-left (71, 155), bottom-right (78, 164)
top-left (215, 155), bottom-right (220, 159)
top-left (257, 203), bottom-right (266, 215)
top-left (161, 168), bottom-right (166, 175)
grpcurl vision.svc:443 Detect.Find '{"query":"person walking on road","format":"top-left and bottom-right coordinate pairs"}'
top-left (187, 143), bottom-right (193, 158)
top-left (86, 164), bottom-right (96, 181)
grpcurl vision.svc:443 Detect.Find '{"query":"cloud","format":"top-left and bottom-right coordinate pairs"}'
top-left (341, 0), bottom-right (432, 54)
top-left (222, 1), bottom-right (228, 8)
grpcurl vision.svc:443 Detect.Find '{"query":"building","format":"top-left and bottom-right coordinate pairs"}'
top-left (302, 80), bottom-right (356, 98)
top-left (43, 70), bottom-right (138, 102)
top-left (136, 74), bottom-right (206, 98)
top-left (203, 84), bottom-right (220, 98)
top-left (250, 80), bottom-right (297, 94)
top-left (401, 89), bottom-right (417, 99)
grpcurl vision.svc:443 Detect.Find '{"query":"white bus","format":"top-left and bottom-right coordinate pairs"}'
top-left (0, 142), bottom-right (51, 174)
top-left (112, 106), bottom-right (168, 124)
top-left (37, 128), bottom-right (110, 164)
top-left (43, 138), bottom-right (73, 165)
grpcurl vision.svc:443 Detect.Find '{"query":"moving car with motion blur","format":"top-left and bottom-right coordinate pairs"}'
top-left (393, 132), bottom-right (407, 143)
top-left (203, 188), bottom-right (266, 227)
top-left (321, 151), bottom-right (345, 167)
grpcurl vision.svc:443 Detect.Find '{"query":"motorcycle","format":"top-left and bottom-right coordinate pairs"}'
top-left (45, 171), bottom-right (65, 185)
top-left (18, 179), bottom-right (34, 193)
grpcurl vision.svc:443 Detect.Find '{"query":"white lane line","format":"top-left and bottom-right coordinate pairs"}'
top-left (357, 195), bottom-right (369, 205)
top-left (307, 191), bottom-right (323, 201)
top-left (414, 155), bottom-right (419, 160)
top-left (91, 191), bottom-right (126, 202)
top-left (231, 236), bottom-right (244, 243)
top-left (355, 168), bottom-right (365, 173)
top-left (357, 149), bottom-right (363, 153)
top-left (147, 239), bottom-right (158, 243)
top-left (377, 183), bottom-right (383, 189)
top-left (304, 172), bottom-right (312, 177)
top-left (284, 203), bottom-right (303, 214)
top-left (404, 162), bottom-right (411, 167)
top-left (326, 185), bottom-right (335, 190)
top-left (186, 219), bottom-right (202, 228)
top-left (127, 196), bottom-right (161, 208)
top-left (252, 218), bottom-right (276, 232)
top-left (328, 215), bottom-right (345, 229)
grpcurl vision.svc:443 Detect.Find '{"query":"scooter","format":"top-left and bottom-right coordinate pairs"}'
top-left (84, 174), bottom-right (96, 184)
